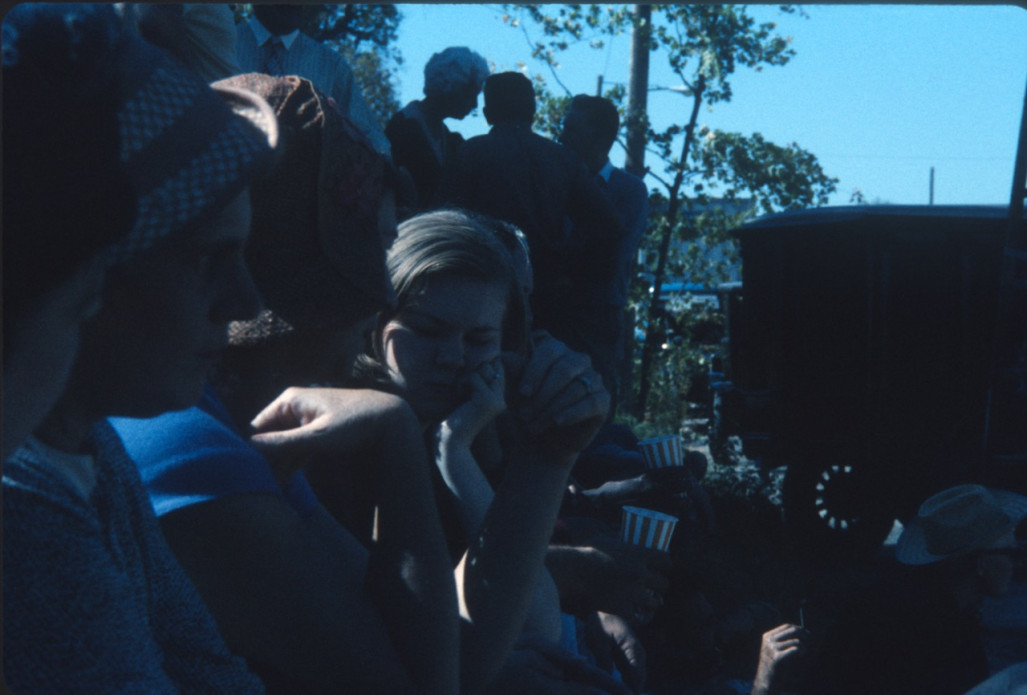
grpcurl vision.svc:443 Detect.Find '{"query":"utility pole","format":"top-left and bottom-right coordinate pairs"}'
top-left (624, 4), bottom-right (650, 177)
top-left (596, 75), bottom-right (603, 97)
top-left (929, 166), bottom-right (935, 205)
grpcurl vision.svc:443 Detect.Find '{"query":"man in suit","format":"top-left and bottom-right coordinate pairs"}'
top-left (441, 74), bottom-right (627, 410)
top-left (560, 95), bottom-right (649, 414)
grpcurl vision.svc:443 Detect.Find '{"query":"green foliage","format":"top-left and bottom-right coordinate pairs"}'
top-left (306, 4), bottom-right (401, 51)
top-left (527, 74), bottom-right (570, 138)
top-left (650, 4), bottom-right (798, 105)
top-left (512, 5), bottom-right (632, 62)
top-left (233, 4), bottom-right (402, 129)
top-left (337, 45), bottom-right (401, 131)
top-left (698, 130), bottom-right (837, 215)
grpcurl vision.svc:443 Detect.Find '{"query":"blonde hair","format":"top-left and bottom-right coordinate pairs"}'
top-left (424, 47), bottom-right (489, 100)
top-left (354, 209), bottom-right (529, 386)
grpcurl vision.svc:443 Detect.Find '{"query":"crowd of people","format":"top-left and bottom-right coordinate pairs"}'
top-left (4, 4), bottom-right (1026, 695)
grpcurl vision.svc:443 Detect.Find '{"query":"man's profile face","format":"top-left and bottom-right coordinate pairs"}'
top-left (560, 108), bottom-right (604, 173)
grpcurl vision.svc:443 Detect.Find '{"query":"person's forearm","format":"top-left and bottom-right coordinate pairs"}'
top-left (439, 442), bottom-right (564, 649)
top-left (368, 413), bottom-right (461, 695)
top-left (436, 442), bottom-right (494, 538)
top-left (457, 454), bottom-right (575, 695)
top-left (518, 569), bottom-right (563, 646)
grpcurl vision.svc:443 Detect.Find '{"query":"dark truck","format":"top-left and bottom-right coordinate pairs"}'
top-left (709, 204), bottom-right (1026, 554)
top-left (701, 74), bottom-right (1027, 555)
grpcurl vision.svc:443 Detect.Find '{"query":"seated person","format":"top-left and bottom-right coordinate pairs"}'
top-left (803, 484), bottom-right (1027, 695)
top-left (479, 216), bottom-right (672, 693)
top-left (339, 209), bottom-right (629, 694)
top-left (965, 662), bottom-right (1027, 695)
top-left (3, 4), bottom-right (276, 690)
top-left (111, 75), bottom-right (459, 695)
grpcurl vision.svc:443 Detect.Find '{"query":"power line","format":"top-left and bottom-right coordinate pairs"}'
top-left (821, 153), bottom-right (1009, 162)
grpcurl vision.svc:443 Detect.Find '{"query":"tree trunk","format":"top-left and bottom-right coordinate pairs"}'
top-left (624, 4), bottom-right (650, 178)
top-left (635, 75), bottom-right (706, 420)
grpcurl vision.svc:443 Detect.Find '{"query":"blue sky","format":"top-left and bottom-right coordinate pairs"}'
top-left (389, 4), bottom-right (1027, 207)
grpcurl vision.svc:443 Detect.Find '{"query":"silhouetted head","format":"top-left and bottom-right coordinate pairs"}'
top-left (482, 71), bottom-right (535, 126)
top-left (253, 5), bottom-right (304, 36)
top-left (424, 46), bottom-right (489, 120)
top-left (560, 94), bottom-right (619, 173)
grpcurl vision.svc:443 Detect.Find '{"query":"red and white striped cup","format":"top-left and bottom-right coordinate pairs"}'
top-left (620, 506), bottom-right (679, 552)
top-left (638, 434), bottom-right (683, 469)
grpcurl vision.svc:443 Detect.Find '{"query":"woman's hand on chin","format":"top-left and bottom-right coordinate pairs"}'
top-left (437, 356), bottom-right (506, 451)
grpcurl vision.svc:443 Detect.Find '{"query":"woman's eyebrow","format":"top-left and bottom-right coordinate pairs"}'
top-left (399, 308), bottom-right (459, 332)
top-left (402, 307), bottom-right (447, 324)
top-left (402, 309), bottom-right (501, 333)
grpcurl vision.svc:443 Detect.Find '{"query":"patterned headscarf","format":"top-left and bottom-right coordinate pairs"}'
top-left (107, 35), bottom-right (278, 263)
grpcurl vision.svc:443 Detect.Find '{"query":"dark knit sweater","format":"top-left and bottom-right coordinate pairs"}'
top-left (2, 421), bottom-right (264, 694)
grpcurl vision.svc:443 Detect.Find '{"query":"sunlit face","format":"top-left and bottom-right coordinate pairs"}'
top-left (978, 529), bottom-right (1018, 598)
top-left (70, 192), bottom-right (262, 419)
top-left (381, 275), bottom-right (506, 423)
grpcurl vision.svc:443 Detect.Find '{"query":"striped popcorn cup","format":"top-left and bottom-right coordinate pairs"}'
top-left (638, 435), bottom-right (683, 469)
top-left (620, 506), bottom-right (679, 552)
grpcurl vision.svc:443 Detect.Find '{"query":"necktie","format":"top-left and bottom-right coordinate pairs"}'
top-left (262, 37), bottom-right (285, 76)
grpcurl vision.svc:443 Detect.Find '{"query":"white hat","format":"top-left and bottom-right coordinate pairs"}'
top-left (896, 484), bottom-right (1027, 565)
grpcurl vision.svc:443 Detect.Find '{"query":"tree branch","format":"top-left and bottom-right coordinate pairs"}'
top-left (635, 73), bottom-right (707, 418)
top-left (519, 20), bottom-right (573, 95)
